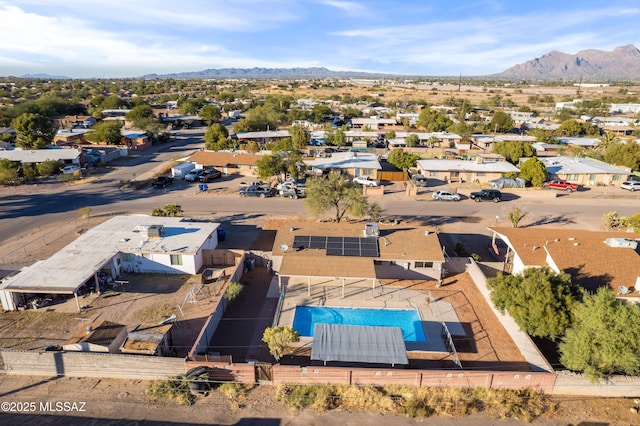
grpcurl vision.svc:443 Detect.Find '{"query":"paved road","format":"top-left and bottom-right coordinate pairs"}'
top-left (1, 133), bottom-right (638, 245)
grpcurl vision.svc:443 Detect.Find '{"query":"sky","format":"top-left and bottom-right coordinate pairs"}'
top-left (1, 0), bottom-right (639, 79)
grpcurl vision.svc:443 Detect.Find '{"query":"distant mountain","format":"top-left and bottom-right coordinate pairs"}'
top-left (494, 45), bottom-right (640, 80)
top-left (141, 67), bottom-right (399, 79)
top-left (20, 73), bottom-right (71, 79)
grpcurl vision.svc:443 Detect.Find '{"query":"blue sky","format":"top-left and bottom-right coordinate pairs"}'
top-left (1, 0), bottom-right (639, 78)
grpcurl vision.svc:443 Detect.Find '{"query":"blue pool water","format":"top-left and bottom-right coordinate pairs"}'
top-left (292, 306), bottom-right (426, 342)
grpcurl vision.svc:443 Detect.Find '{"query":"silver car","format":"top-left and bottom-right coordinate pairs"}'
top-left (620, 181), bottom-right (640, 192)
top-left (432, 190), bottom-right (461, 201)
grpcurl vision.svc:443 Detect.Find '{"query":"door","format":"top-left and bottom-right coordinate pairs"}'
top-left (255, 362), bottom-right (273, 383)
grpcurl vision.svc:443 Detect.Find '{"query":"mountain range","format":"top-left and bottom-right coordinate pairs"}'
top-left (493, 45), bottom-right (640, 80)
top-left (141, 67), bottom-right (394, 80)
top-left (16, 45), bottom-right (640, 81)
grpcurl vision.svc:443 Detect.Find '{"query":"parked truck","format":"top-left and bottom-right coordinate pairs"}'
top-left (542, 179), bottom-right (579, 192)
top-left (171, 162), bottom-right (196, 179)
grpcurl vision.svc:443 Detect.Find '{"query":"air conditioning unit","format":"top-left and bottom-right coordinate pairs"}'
top-left (363, 222), bottom-right (379, 238)
top-left (147, 225), bottom-right (164, 238)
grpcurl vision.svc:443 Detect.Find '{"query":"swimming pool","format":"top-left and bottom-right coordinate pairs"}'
top-left (292, 306), bottom-right (426, 342)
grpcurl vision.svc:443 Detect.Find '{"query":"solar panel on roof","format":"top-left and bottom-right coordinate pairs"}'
top-left (292, 235), bottom-right (379, 257)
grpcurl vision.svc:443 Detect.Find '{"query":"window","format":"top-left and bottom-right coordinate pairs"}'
top-left (613, 175), bottom-right (623, 181)
top-left (589, 174), bottom-right (596, 181)
top-left (476, 172), bottom-right (486, 177)
top-left (121, 253), bottom-right (132, 262)
top-left (142, 253), bottom-right (151, 259)
top-left (170, 254), bottom-right (183, 265)
top-left (415, 261), bottom-right (434, 268)
top-left (429, 171), bottom-right (438, 177)
top-left (566, 174), bottom-right (578, 180)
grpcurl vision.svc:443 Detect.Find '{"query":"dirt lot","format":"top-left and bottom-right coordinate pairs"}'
top-left (1, 374), bottom-right (639, 425)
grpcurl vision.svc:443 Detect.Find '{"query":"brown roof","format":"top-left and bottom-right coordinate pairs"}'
top-left (188, 151), bottom-right (262, 167)
top-left (64, 320), bottom-right (126, 347)
top-left (279, 250), bottom-right (376, 278)
top-left (272, 221), bottom-right (444, 262)
top-left (489, 227), bottom-right (640, 293)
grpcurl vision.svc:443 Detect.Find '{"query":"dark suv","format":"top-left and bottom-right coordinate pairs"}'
top-left (470, 189), bottom-right (502, 202)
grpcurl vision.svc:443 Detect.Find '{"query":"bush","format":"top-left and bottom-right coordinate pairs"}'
top-left (275, 385), bottom-right (551, 421)
top-left (146, 375), bottom-right (204, 405)
top-left (223, 281), bottom-right (243, 303)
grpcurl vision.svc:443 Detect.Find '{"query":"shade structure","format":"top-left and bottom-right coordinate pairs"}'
top-left (311, 324), bottom-right (408, 365)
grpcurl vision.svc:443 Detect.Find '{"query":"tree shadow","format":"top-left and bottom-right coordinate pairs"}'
top-left (564, 265), bottom-right (613, 294)
top-left (523, 214), bottom-right (576, 227)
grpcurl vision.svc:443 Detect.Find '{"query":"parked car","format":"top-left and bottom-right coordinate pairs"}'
top-left (469, 189), bottom-right (502, 202)
top-left (353, 176), bottom-right (380, 187)
top-left (620, 180), bottom-right (640, 191)
top-left (277, 183), bottom-right (305, 199)
top-left (238, 185), bottom-right (277, 198)
top-left (151, 175), bottom-right (174, 188)
top-left (62, 165), bottom-right (81, 174)
top-left (432, 190), bottom-right (461, 201)
top-left (412, 175), bottom-right (428, 187)
top-left (184, 169), bottom-right (204, 182)
top-left (542, 179), bottom-right (579, 192)
top-left (199, 169), bottom-right (222, 182)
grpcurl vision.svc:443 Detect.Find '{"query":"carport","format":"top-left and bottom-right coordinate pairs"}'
top-left (0, 250), bottom-right (118, 312)
top-left (277, 252), bottom-right (377, 297)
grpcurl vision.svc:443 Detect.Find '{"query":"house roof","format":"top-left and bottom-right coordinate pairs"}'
top-left (273, 222), bottom-right (444, 262)
top-left (306, 151), bottom-right (381, 170)
top-left (279, 251), bottom-right (376, 278)
top-left (188, 151), bottom-right (262, 167)
top-left (473, 134), bottom-right (537, 143)
top-left (554, 137), bottom-right (599, 147)
top-left (417, 159), bottom-right (520, 173)
top-left (0, 148), bottom-right (82, 163)
top-left (488, 227), bottom-right (640, 293)
top-left (64, 320), bottom-right (126, 348)
top-left (539, 156), bottom-right (631, 175)
top-left (0, 216), bottom-right (219, 294)
top-left (234, 130), bottom-right (289, 139)
top-left (120, 322), bottom-right (173, 354)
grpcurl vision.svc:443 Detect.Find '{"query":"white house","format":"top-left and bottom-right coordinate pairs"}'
top-left (538, 156), bottom-right (631, 187)
top-left (0, 216), bottom-right (220, 312)
top-left (417, 154), bottom-right (519, 184)
top-left (305, 151), bottom-right (381, 178)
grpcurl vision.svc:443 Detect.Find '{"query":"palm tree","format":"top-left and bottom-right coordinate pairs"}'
top-left (596, 131), bottom-right (618, 152)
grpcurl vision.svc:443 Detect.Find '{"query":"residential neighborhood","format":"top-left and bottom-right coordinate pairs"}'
top-left (1, 73), bottom-right (639, 424)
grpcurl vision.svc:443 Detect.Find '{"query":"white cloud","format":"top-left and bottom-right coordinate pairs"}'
top-left (317, 0), bottom-right (368, 16)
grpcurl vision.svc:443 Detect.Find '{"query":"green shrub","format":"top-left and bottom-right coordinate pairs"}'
top-left (224, 281), bottom-right (243, 302)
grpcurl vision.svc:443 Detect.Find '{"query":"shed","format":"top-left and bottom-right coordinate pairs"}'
top-left (63, 320), bottom-right (128, 353)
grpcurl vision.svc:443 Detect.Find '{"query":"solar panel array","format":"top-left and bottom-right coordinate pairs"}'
top-left (292, 235), bottom-right (379, 257)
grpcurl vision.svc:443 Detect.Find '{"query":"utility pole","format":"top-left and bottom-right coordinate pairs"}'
top-left (576, 74), bottom-right (582, 97)
top-left (458, 73), bottom-right (462, 92)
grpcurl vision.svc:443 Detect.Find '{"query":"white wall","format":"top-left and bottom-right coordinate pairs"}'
top-left (0, 290), bottom-right (17, 311)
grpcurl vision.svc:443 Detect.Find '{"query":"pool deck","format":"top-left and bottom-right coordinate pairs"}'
top-left (273, 276), bottom-right (460, 353)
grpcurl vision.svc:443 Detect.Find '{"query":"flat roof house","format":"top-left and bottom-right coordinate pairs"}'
top-left (417, 154), bottom-right (519, 184)
top-left (0, 216), bottom-right (220, 312)
top-left (305, 151), bottom-right (381, 178)
top-left (271, 221), bottom-right (446, 293)
top-left (188, 151), bottom-right (263, 176)
top-left (538, 156), bottom-right (631, 187)
top-left (0, 147), bottom-right (84, 167)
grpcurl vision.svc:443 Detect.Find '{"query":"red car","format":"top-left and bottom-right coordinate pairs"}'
top-left (543, 180), bottom-right (579, 192)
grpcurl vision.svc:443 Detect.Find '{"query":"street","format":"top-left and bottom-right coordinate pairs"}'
top-left (0, 129), bottom-right (639, 246)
